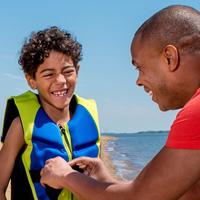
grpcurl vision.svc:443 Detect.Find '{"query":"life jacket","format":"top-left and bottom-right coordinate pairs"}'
top-left (1, 90), bottom-right (101, 200)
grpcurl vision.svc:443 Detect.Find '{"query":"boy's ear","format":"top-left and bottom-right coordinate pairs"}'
top-left (163, 45), bottom-right (179, 72)
top-left (76, 64), bottom-right (80, 75)
top-left (25, 74), bottom-right (37, 90)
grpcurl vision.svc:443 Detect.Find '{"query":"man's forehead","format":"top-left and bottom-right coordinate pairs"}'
top-left (131, 34), bottom-right (160, 65)
top-left (131, 35), bottom-right (145, 65)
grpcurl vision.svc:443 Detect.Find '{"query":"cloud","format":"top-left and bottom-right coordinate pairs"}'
top-left (3, 73), bottom-right (24, 80)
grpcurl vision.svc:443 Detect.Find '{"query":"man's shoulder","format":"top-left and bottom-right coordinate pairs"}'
top-left (166, 89), bottom-right (200, 149)
top-left (179, 90), bottom-right (200, 118)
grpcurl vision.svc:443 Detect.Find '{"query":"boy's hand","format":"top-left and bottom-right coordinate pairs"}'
top-left (40, 156), bottom-right (74, 189)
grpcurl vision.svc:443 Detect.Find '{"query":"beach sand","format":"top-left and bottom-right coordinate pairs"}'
top-left (100, 135), bottom-right (120, 180)
top-left (1, 135), bottom-right (118, 199)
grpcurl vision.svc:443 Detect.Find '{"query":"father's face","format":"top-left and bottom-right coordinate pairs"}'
top-left (130, 34), bottom-right (177, 111)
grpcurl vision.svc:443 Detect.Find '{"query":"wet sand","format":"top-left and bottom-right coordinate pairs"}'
top-left (100, 135), bottom-right (120, 179)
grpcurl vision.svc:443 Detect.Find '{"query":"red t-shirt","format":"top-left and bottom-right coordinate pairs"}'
top-left (166, 88), bottom-right (200, 149)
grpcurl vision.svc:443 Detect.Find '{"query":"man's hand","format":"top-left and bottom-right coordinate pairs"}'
top-left (69, 157), bottom-right (117, 183)
top-left (40, 156), bottom-right (74, 189)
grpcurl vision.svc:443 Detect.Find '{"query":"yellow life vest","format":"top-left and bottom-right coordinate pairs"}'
top-left (2, 91), bottom-right (101, 200)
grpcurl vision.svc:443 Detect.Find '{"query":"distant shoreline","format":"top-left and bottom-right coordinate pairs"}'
top-left (102, 130), bottom-right (169, 135)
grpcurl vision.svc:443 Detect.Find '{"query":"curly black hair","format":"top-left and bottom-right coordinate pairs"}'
top-left (18, 26), bottom-right (82, 78)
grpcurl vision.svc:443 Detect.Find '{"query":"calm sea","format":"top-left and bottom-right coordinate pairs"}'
top-left (103, 131), bottom-right (168, 180)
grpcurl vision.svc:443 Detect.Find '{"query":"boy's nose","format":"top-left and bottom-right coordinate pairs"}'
top-left (56, 74), bottom-right (66, 83)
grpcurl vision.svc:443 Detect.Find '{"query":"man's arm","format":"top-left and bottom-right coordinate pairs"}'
top-left (178, 180), bottom-right (200, 200)
top-left (131, 147), bottom-right (200, 200)
top-left (41, 147), bottom-right (200, 200)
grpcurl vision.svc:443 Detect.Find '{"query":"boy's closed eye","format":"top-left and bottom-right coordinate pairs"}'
top-left (63, 67), bottom-right (76, 75)
top-left (40, 69), bottom-right (55, 78)
top-left (42, 73), bottom-right (54, 78)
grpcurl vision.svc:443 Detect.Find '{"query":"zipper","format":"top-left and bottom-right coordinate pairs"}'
top-left (58, 124), bottom-right (74, 200)
top-left (58, 124), bottom-right (72, 155)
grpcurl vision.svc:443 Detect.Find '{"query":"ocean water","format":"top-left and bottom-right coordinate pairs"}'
top-left (103, 131), bottom-right (168, 180)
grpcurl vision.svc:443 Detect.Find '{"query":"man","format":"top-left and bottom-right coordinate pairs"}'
top-left (40, 5), bottom-right (200, 200)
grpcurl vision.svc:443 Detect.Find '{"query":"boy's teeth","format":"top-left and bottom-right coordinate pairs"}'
top-left (52, 90), bottom-right (67, 96)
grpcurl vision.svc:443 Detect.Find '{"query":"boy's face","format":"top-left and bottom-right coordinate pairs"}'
top-left (26, 51), bottom-right (78, 112)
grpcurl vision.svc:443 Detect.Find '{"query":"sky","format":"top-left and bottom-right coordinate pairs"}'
top-left (0, 0), bottom-right (200, 133)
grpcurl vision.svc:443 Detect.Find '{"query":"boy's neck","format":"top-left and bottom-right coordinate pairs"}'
top-left (42, 103), bottom-right (71, 126)
top-left (36, 94), bottom-right (75, 126)
top-left (56, 111), bottom-right (71, 127)
top-left (50, 108), bottom-right (70, 125)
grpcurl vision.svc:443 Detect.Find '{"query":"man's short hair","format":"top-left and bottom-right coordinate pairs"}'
top-left (135, 5), bottom-right (200, 54)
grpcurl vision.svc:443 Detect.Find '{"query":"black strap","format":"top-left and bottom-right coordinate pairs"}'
top-left (2, 99), bottom-right (19, 142)
top-left (29, 170), bottom-right (41, 182)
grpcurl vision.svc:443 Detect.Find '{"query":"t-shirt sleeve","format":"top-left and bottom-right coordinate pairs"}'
top-left (166, 98), bottom-right (200, 149)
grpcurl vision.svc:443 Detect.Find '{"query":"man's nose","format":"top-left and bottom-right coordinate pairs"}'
top-left (136, 77), bottom-right (143, 86)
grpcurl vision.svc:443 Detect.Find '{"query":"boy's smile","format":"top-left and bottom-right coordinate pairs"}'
top-left (51, 89), bottom-right (68, 96)
top-left (26, 51), bottom-right (78, 119)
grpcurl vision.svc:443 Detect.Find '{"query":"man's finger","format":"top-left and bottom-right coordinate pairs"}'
top-left (69, 157), bottom-right (89, 166)
top-left (70, 156), bottom-right (95, 166)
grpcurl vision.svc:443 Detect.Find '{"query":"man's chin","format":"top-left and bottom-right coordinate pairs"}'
top-left (158, 104), bottom-right (170, 112)
top-left (158, 102), bottom-right (183, 111)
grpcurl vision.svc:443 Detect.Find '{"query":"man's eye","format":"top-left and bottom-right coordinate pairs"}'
top-left (134, 66), bottom-right (143, 72)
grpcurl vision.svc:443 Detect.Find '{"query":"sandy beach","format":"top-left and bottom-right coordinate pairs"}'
top-left (100, 135), bottom-right (121, 179)
top-left (0, 135), bottom-right (117, 199)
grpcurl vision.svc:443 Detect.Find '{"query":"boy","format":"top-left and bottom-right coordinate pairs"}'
top-left (0, 26), bottom-right (101, 200)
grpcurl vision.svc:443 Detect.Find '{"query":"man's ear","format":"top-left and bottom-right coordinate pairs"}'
top-left (163, 45), bottom-right (179, 71)
top-left (25, 74), bottom-right (37, 90)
